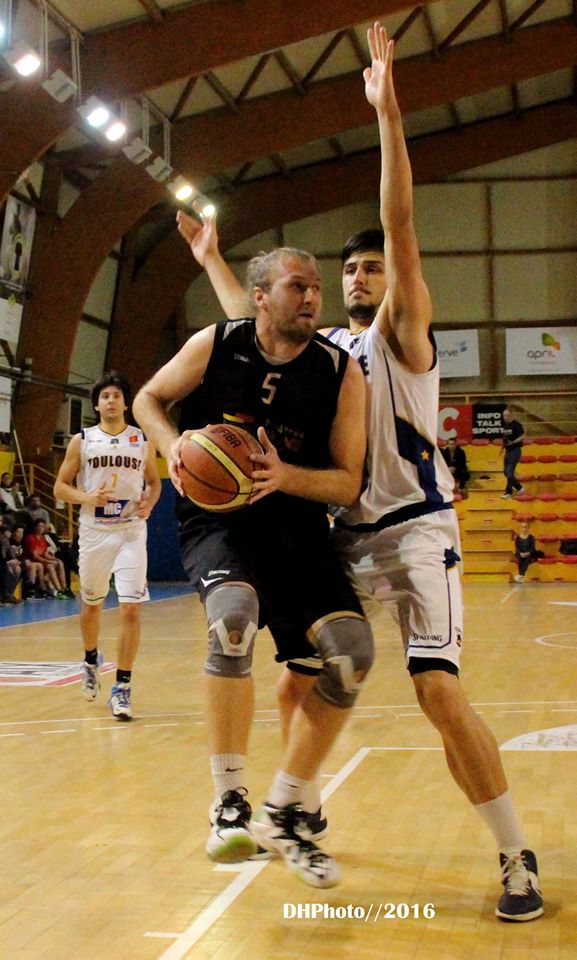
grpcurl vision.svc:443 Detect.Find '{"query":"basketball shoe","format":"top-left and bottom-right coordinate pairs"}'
top-left (207, 788), bottom-right (258, 863)
top-left (108, 683), bottom-right (132, 721)
top-left (495, 849), bottom-right (543, 922)
top-left (250, 806), bottom-right (329, 859)
top-left (250, 802), bottom-right (339, 888)
top-left (81, 652), bottom-right (104, 701)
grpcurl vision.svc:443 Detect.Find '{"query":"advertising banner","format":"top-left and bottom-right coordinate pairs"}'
top-left (438, 403), bottom-right (473, 441)
top-left (506, 326), bottom-right (577, 375)
top-left (0, 377), bottom-right (12, 434)
top-left (436, 329), bottom-right (480, 378)
top-left (472, 402), bottom-right (505, 439)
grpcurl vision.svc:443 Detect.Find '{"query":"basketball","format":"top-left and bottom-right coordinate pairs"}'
top-left (177, 423), bottom-right (263, 512)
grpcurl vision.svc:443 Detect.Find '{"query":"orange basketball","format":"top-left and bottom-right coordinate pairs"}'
top-left (177, 423), bottom-right (263, 512)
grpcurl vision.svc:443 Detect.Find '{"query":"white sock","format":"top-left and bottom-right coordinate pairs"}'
top-left (210, 754), bottom-right (246, 800)
top-left (301, 773), bottom-right (322, 814)
top-left (474, 790), bottom-right (526, 856)
top-left (268, 770), bottom-right (309, 809)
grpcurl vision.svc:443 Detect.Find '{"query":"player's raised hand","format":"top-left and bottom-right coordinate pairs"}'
top-left (249, 427), bottom-right (287, 502)
top-left (363, 22), bottom-right (396, 114)
top-left (176, 209), bottom-right (219, 268)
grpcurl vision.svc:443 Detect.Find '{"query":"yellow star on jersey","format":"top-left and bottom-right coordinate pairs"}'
top-left (421, 450), bottom-right (430, 460)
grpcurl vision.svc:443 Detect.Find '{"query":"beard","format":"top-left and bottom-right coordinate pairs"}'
top-left (346, 302), bottom-right (377, 324)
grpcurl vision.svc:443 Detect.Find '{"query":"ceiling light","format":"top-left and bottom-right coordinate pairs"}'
top-left (192, 195), bottom-right (216, 221)
top-left (104, 120), bottom-right (126, 142)
top-left (1, 40), bottom-right (42, 76)
top-left (168, 175), bottom-right (194, 202)
top-left (41, 68), bottom-right (77, 103)
top-left (145, 155), bottom-right (173, 182)
top-left (77, 96), bottom-right (110, 128)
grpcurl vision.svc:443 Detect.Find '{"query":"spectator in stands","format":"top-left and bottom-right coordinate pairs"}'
top-left (0, 524), bottom-right (23, 604)
top-left (10, 524), bottom-right (48, 598)
top-left (26, 494), bottom-right (51, 526)
top-left (0, 472), bottom-right (16, 512)
top-left (10, 481), bottom-right (26, 512)
top-left (513, 521), bottom-right (542, 583)
top-left (441, 438), bottom-right (470, 494)
top-left (44, 526), bottom-right (76, 597)
top-left (501, 408), bottom-right (526, 499)
top-left (23, 519), bottom-right (69, 598)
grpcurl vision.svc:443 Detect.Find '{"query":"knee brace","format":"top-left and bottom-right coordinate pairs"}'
top-left (313, 613), bottom-right (374, 709)
top-left (204, 584), bottom-right (258, 678)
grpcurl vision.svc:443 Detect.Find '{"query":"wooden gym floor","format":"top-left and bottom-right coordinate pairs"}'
top-left (0, 581), bottom-right (576, 960)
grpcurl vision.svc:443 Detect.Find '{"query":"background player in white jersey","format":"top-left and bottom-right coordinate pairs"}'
top-left (175, 21), bottom-right (543, 924)
top-left (54, 372), bottom-right (161, 721)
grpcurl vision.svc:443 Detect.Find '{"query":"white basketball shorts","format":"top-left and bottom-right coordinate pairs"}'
top-left (332, 509), bottom-right (463, 669)
top-left (79, 522), bottom-right (149, 605)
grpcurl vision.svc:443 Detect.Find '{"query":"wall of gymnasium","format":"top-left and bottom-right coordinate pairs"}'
top-left (183, 139), bottom-right (577, 400)
top-left (6, 137), bottom-right (576, 440)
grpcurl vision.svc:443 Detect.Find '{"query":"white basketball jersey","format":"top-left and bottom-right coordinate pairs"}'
top-left (78, 425), bottom-right (147, 529)
top-left (327, 323), bottom-right (454, 528)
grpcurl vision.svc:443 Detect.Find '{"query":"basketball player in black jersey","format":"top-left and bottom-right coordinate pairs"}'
top-left (174, 21), bottom-right (543, 925)
top-left (133, 247), bottom-right (373, 888)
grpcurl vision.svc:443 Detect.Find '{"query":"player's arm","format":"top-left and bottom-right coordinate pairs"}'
top-left (176, 210), bottom-right (249, 319)
top-left (53, 434), bottom-right (114, 507)
top-left (133, 325), bottom-right (216, 492)
top-left (365, 23), bottom-right (433, 374)
top-left (137, 444), bottom-right (162, 519)
top-left (251, 356), bottom-right (366, 507)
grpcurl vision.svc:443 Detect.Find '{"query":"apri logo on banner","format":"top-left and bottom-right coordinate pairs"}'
top-left (506, 327), bottom-right (577, 375)
top-left (436, 329), bottom-right (480, 378)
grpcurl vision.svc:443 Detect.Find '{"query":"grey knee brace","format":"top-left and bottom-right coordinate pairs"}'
top-left (314, 614), bottom-right (374, 708)
top-left (204, 584), bottom-right (259, 678)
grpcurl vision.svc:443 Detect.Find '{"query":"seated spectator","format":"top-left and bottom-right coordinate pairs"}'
top-left (26, 494), bottom-right (51, 526)
top-left (44, 526), bottom-right (76, 598)
top-left (0, 524), bottom-right (23, 604)
top-left (10, 480), bottom-right (27, 512)
top-left (23, 519), bottom-right (69, 598)
top-left (441, 438), bottom-right (470, 493)
top-left (514, 521), bottom-right (543, 583)
top-left (0, 472), bottom-right (16, 512)
top-left (10, 524), bottom-right (49, 598)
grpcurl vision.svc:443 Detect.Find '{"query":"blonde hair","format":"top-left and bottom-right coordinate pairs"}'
top-left (246, 247), bottom-right (318, 311)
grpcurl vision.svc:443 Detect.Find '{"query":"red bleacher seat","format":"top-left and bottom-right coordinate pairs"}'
top-left (537, 535), bottom-right (559, 544)
top-left (533, 437), bottom-right (554, 444)
top-left (537, 493), bottom-right (558, 502)
top-left (561, 493), bottom-right (577, 501)
top-left (538, 513), bottom-right (559, 522)
top-left (471, 439), bottom-right (490, 445)
top-left (560, 474), bottom-right (577, 482)
top-left (515, 493), bottom-right (535, 502)
top-left (536, 474), bottom-right (557, 482)
top-left (561, 512), bottom-right (577, 522)
top-left (560, 556), bottom-right (577, 564)
top-left (558, 437), bottom-right (577, 444)
top-left (559, 455), bottom-right (577, 463)
top-left (513, 513), bottom-right (533, 523)
top-left (518, 474), bottom-right (536, 482)
top-left (537, 455), bottom-right (557, 463)
top-left (538, 556), bottom-right (557, 564)
top-left (520, 455), bottom-right (536, 463)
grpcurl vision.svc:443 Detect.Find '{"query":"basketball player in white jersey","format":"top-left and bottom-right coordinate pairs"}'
top-left (54, 372), bottom-right (161, 720)
top-left (175, 22), bottom-right (543, 923)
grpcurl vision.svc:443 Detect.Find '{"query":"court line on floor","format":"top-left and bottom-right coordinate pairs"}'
top-left (147, 747), bottom-right (372, 960)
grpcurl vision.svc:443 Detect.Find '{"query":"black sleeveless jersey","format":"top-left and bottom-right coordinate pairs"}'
top-left (177, 318), bottom-right (349, 527)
